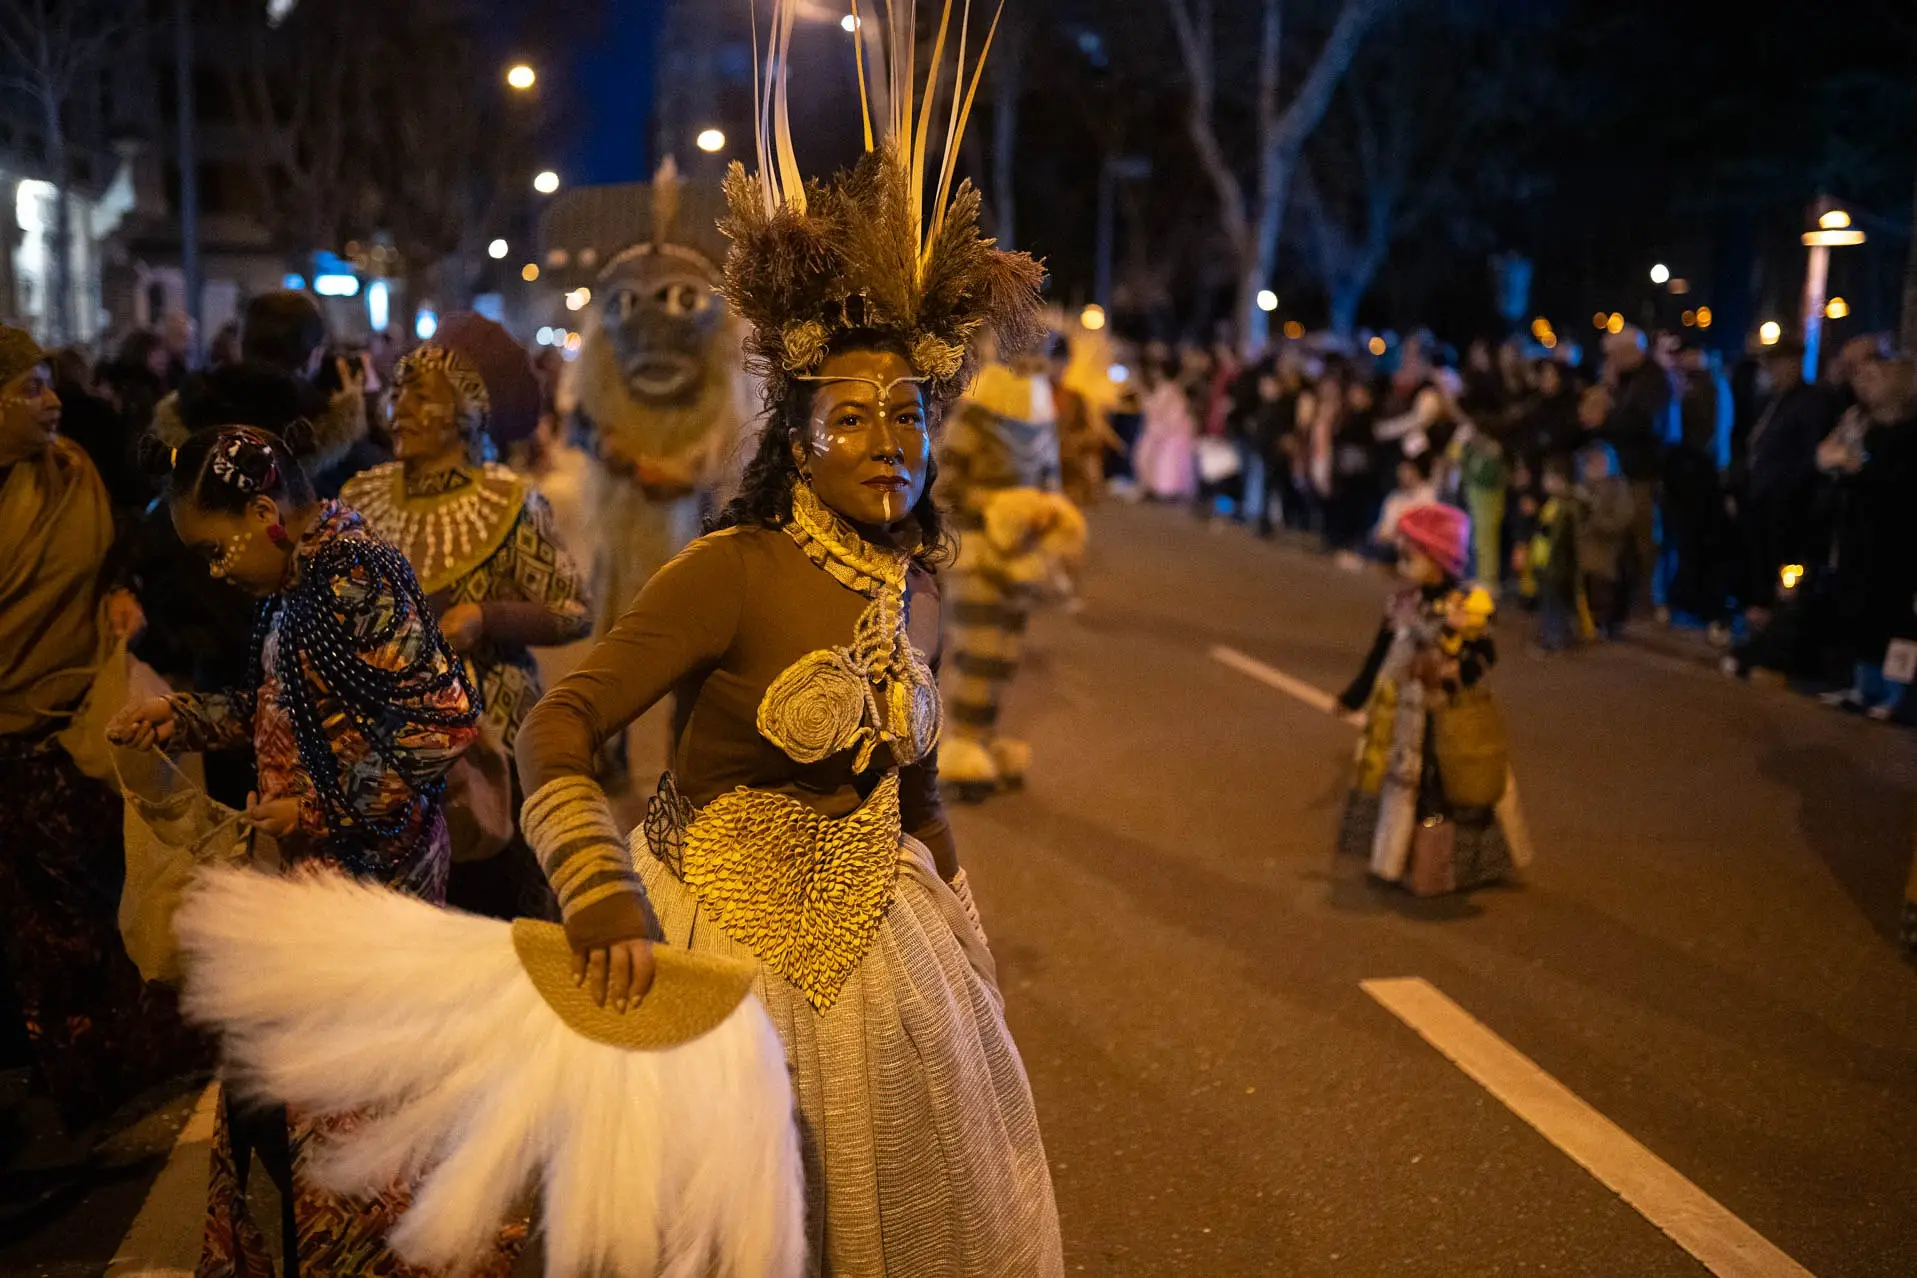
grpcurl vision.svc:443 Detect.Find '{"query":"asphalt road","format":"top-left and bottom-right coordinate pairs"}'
top-left (6, 501), bottom-right (1914, 1276)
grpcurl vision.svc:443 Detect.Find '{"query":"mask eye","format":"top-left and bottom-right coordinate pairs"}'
top-left (616, 290), bottom-right (641, 321)
top-left (659, 282), bottom-right (709, 318)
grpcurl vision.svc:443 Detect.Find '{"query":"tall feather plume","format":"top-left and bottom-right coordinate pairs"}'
top-left (725, 0), bottom-right (1044, 409)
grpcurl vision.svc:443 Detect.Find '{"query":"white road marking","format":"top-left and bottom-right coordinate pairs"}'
top-left (1362, 977), bottom-right (1816, 1278)
top-left (1210, 644), bottom-right (1342, 716)
top-left (106, 1082), bottom-right (220, 1278)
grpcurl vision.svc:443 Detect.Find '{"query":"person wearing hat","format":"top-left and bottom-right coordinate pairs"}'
top-left (342, 314), bottom-right (591, 917)
top-left (1336, 499), bottom-right (1532, 894)
top-left (0, 324), bottom-right (201, 1138)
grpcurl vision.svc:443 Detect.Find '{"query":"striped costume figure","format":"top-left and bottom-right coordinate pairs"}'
top-left (940, 361), bottom-right (1086, 799)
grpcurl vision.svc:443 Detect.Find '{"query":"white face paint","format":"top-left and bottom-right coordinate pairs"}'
top-left (792, 350), bottom-right (932, 530)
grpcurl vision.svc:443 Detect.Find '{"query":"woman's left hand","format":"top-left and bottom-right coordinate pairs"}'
top-left (245, 792), bottom-right (303, 839)
top-left (104, 589), bottom-right (146, 643)
top-left (439, 602), bottom-right (485, 653)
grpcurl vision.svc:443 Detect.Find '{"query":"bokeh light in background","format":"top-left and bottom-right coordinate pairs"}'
top-left (1824, 296), bottom-right (1849, 320)
top-left (1368, 336), bottom-right (1387, 356)
top-left (521, 263), bottom-right (540, 282)
top-left (533, 170), bottom-right (560, 194)
top-left (1695, 306), bottom-right (1713, 329)
top-left (565, 287), bottom-right (591, 311)
top-left (1649, 263), bottom-right (1670, 284)
top-left (1256, 289), bottom-right (1278, 313)
top-left (488, 239), bottom-right (508, 259)
top-left (506, 64), bottom-right (536, 91)
top-left (415, 309), bottom-right (438, 340)
top-left (1605, 313), bottom-right (1624, 334)
top-left (696, 129), bottom-right (726, 153)
top-left (1759, 321), bottom-right (1781, 346)
top-left (1079, 304), bottom-right (1106, 331)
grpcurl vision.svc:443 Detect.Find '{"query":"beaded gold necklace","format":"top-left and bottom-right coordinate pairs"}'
top-left (343, 461), bottom-right (525, 596)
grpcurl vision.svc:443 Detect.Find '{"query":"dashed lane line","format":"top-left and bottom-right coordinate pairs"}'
top-left (105, 1082), bottom-right (220, 1277)
top-left (1362, 977), bottom-right (1816, 1278)
top-left (1209, 644), bottom-right (1342, 716)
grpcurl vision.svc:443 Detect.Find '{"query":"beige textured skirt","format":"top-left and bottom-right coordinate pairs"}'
top-left (636, 835), bottom-right (1064, 1277)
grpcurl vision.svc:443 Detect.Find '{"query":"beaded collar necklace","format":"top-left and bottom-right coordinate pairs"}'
top-left (344, 461), bottom-right (524, 596)
top-left (784, 481), bottom-right (910, 601)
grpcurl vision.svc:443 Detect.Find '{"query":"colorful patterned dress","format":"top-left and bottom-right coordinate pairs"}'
top-left (1337, 579), bottom-right (1529, 891)
top-left (165, 503), bottom-right (517, 1278)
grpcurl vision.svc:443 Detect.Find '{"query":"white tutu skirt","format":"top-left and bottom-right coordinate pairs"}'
top-left (637, 835), bottom-right (1064, 1277)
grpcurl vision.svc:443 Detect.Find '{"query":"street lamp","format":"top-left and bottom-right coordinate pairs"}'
top-left (1255, 289), bottom-right (1278, 313)
top-left (487, 238), bottom-right (508, 260)
top-left (1800, 198), bottom-right (1865, 380)
top-left (1759, 321), bottom-right (1781, 346)
top-left (521, 263), bottom-right (540, 283)
top-left (696, 128), bottom-right (726, 154)
top-left (1079, 304), bottom-right (1107, 331)
top-left (533, 170), bottom-right (560, 195)
top-left (841, 13), bottom-right (860, 31)
top-left (1649, 263), bottom-right (1670, 285)
top-left (565, 287), bottom-right (591, 312)
top-left (506, 64), bottom-right (536, 91)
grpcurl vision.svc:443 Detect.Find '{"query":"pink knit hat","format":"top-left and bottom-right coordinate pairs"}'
top-left (1395, 501), bottom-right (1471, 577)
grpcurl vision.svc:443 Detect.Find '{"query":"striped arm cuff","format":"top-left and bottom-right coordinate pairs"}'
top-left (522, 774), bottom-right (646, 923)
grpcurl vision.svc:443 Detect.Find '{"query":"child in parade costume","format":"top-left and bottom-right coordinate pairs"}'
top-left (106, 427), bottom-right (524, 1277)
top-left (939, 350), bottom-right (1087, 799)
top-left (343, 314), bottom-right (591, 918)
top-left (1336, 502), bottom-right (1534, 895)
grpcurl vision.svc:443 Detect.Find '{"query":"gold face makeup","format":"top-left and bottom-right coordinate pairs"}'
top-left (387, 365), bottom-right (465, 467)
top-left (794, 349), bottom-right (931, 531)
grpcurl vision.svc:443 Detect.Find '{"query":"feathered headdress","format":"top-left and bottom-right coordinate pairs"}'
top-left (720, 0), bottom-right (1045, 409)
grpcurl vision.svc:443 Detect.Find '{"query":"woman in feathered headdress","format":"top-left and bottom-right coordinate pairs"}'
top-left (510, 1), bottom-right (1064, 1270)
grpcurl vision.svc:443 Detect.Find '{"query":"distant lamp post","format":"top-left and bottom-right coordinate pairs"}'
top-left (533, 170), bottom-right (561, 195)
top-left (1649, 262), bottom-right (1670, 285)
top-left (1825, 296), bottom-right (1849, 320)
top-left (1800, 199), bottom-right (1865, 380)
top-left (696, 128), bottom-right (726, 154)
top-left (1255, 289), bottom-right (1278, 313)
top-left (1759, 320), bottom-right (1782, 346)
top-left (488, 238), bottom-right (508, 260)
top-left (506, 64), bottom-right (536, 91)
top-left (1079, 304), bottom-right (1107, 331)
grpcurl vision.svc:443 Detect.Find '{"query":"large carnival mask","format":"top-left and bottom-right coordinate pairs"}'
top-left (595, 247), bottom-right (726, 405)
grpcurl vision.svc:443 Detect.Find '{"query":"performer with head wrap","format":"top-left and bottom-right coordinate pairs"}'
top-left (343, 313), bottom-right (590, 917)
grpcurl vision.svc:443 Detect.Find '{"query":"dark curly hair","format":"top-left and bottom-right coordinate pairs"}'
top-left (709, 332), bottom-right (955, 568)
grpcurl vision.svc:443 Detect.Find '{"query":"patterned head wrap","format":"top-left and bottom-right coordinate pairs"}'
top-left (393, 344), bottom-right (491, 453)
top-left (0, 324), bottom-right (47, 390)
top-left (203, 426), bottom-right (285, 495)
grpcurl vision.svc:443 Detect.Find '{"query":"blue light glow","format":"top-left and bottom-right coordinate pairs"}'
top-left (314, 273), bottom-right (360, 298)
top-left (415, 309), bottom-right (438, 340)
top-left (282, 273), bottom-right (307, 291)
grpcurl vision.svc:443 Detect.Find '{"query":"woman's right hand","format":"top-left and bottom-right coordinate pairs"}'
top-left (107, 696), bottom-right (175, 751)
top-left (573, 938), bottom-right (657, 1012)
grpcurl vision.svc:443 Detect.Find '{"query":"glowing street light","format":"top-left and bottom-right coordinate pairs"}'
top-left (1367, 336), bottom-right (1387, 356)
top-left (1650, 263), bottom-right (1670, 285)
top-left (696, 128), bottom-right (726, 154)
top-left (1255, 289), bottom-right (1278, 313)
top-left (1079, 304), bottom-right (1107, 331)
top-left (1800, 201), bottom-right (1865, 379)
top-left (1606, 313), bottom-right (1624, 334)
top-left (1695, 306), bottom-right (1713, 329)
top-left (1282, 320), bottom-right (1305, 340)
top-left (506, 64), bottom-right (536, 91)
top-left (1592, 312), bottom-right (1610, 330)
top-left (565, 287), bottom-right (592, 312)
top-left (521, 263), bottom-right (539, 283)
top-left (487, 238), bottom-right (508, 260)
top-left (1825, 296), bottom-right (1849, 320)
top-left (533, 170), bottom-right (561, 195)
top-left (1759, 321), bottom-right (1782, 346)
top-left (841, 13), bottom-right (860, 31)
top-left (1819, 209), bottom-right (1851, 230)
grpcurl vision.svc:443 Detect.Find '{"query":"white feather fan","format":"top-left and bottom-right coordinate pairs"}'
top-left (173, 866), bottom-right (805, 1278)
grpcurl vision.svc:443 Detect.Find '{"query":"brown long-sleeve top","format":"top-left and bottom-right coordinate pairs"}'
top-left (516, 523), bottom-right (955, 944)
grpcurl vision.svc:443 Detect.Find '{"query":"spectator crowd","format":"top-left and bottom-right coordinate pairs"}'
top-left (1093, 323), bottom-right (1917, 725)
